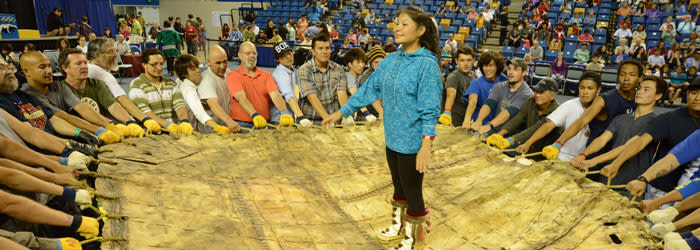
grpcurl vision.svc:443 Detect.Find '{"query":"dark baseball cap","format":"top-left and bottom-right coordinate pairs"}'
top-left (273, 42), bottom-right (293, 59)
top-left (691, 77), bottom-right (700, 90)
top-left (532, 78), bottom-right (559, 92)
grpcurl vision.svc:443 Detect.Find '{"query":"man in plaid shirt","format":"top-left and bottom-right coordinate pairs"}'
top-left (128, 48), bottom-right (193, 134)
top-left (297, 33), bottom-right (351, 124)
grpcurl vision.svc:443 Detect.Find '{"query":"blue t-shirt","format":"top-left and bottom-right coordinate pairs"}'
top-left (587, 89), bottom-right (636, 146)
top-left (463, 74), bottom-right (508, 124)
top-left (0, 90), bottom-right (55, 135)
top-left (671, 129), bottom-right (700, 166)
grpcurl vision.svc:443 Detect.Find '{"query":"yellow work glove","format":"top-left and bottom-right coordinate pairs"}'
top-left (142, 117), bottom-right (162, 134)
top-left (251, 112), bottom-right (267, 128)
top-left (280, 111), bottom-right (294, 127)
top-left (126, 121), bottom-right (145, 138)
top-left (178, 120), bottom-right (194, 135)
top-left (57, 238), bottom-right (82, 250)
top-left (164, 122), bottom-right (179, 134)
top-left (439, 111), bottom-right (452, 126)
top-left (104, 123), bottom-right (124, 138)
top-left (213, 125), bottom-right (230, 134)
top-left (486, 134), bottom-right (502, 147)
top-left (96, 127), bottom-right (120, 144)
top-left (71, 216), bottom-right (99, 239)
top-left (542, 141), bottom-right (564, 160)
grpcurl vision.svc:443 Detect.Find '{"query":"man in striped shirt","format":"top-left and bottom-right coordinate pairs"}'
top-left (128, 48), bottom-right (192, 134)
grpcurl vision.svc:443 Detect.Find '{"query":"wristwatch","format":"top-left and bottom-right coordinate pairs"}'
top-left (636, 176), bottom-right (649, 184)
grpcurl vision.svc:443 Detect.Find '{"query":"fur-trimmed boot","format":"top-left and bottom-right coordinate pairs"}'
top-left (390, 212), bottom-right (430, 250)
top-left (377, 198), bottom-right (407, 241)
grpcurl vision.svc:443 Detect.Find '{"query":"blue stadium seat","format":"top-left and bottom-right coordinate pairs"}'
top-left (647, 17), bottom-right (661, 25)
top-left (647, 39), bottom-right (660, 48)
top-left (565, 34), bottom-right (578, 43)
top-left (564, 42), bottom-right (577, 51)
top-left (545, 50), bottom-right (558, 62)
top-left (648, 24), bottom-right (661, 32)
top-left (598, 14), bottom-right (609, 22)
top-left (515, 47), bottom-right (530, 58)
top-left (563, 50), bottom-right (575, 64)
top-left (502, 46), bottom-right (515, 59)
top-left (594, 36), bottom-right (606, 45)
top-left (648, 31), bottom-right (661, 41)
top-left (446, 26), bottom-right (458, 34)
top-left (594, 29), bottom-right (606, 37)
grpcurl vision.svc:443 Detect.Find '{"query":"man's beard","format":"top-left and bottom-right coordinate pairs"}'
top-left (0, 76), bottom-right (18, 93)
top-left (508, 80), bottom-right (519, 85)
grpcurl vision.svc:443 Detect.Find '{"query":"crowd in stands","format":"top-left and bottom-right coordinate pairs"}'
top-left (5, 0), bottom-right (700, 249)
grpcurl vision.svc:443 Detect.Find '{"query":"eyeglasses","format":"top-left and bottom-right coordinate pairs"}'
top-left (0, 65), bottom-right (15, 73)
top-left (147, 62), bottom-right (165, 68)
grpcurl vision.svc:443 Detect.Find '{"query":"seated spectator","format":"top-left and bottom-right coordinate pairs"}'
top-left (685, 50), bottom-right (700, 69)
top-left (76, 35), bottom-right (88, 54)
top-left (560, 0), bottom-right (572, 14)
top-left (632, 46), bottom-right (648, 62)
top-left (574, 43), bottom-right (591, 64)
top-left (616, 38), bottom-right (631, 54)
top-left (646, 3), bottom-right (661, 19)
top-left (619, 17), bottom-right (632, 29)
top-left (568, 23), bottom-right (581, 36)
top-left (616, 2), bottom-right (634, 17)
top-left (486, 79), bottom-right (560, 154)
top-left (483, 5), bottom-right (495, 22)
top-left (472, 58), bottom-right (533, 135)
top-left (567, 13), bottom-right (583, 26)
top-left (587, 54), bottom-right (604, 72)
top-left (528, 40), bottom-right (544, 60)
top-left (467, 8), bottom-right (478, 21)
top-left (515, 71), bottom-right (602, 159)
top-left (365, 9), bottom-right (376, 25)
top-left (678, 16), bottom-right (696, 41)
top-left (669, 68), bottom-right (688, 104)
top-left (632, 5), bottom-right (645, 17)
top-left (570, 76), bottom-right (665, 191)
top-left (535, 24), bottom-right (551, 42)
top-left (508, 24), bottom-right (523, 47)
top-left (595, 44), bottom-right (609, 64)
top-left (648, 49), bottom-right (666, 67)
top-left (115, 34), bottom-right (130, 55)
top-left (660, 17), bottom-right (676, 34)
top-left (435, 3), bottom-right (447, 16)
top-left (615, 23), bottom-right (634, 41)
top-left (549, 37), bottom-right (563, 51)
top-left (552, 52), bottom-right (567, 86)
top-left (383, 37), bottom-right (398, 53)
top-left (577, 29), bottom-right (594, 44)
top-left (630, 38), bottom-right (647, 53)
top-left (662, 26), bottom-right (678, 45)
top-left (462, 51), bottom-right (508, 128)
top-left (583, 10), bottom-right (597, 27)
top-left (633, 25), bottom-right (647, 41)
top-left (681, 31), bottom-right (700, 50)
top-left (267, 29), bottom-right (283, 44)
top-left (648, 41), bottom-right (666, 57)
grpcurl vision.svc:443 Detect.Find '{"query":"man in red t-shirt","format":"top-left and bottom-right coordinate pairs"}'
top-left (227, 42), bottom-right (294, 129)
top-left (184, 20), bottom-right (198, 55)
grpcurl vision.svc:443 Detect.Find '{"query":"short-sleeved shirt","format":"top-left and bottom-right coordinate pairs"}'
top-left (297, 59), bottom-right (348, 120)
top-left (643, 108), bottom-right (700, 191)
top-left (87, 63), bottom-right (127, 98)
top-left (604, 112), bottom-right (657, 185)
top-left (128, 74), bottom-right (185, 123)
top-left (445, 69), bottom-right (476, 126)
top-left (198, 68), bottom-right (231, 116)
top-left (227, 66), bottom-right (279, 122)
top-left (671, 129), bottom-right (700, 166)
top-left (0, 91), bottom-right (55, 135)
top-left (0, 109), bottom-right (26, 146)
top-left (464, 74), bottom-right (508, 124)
top-left (63, 79), bottom-right (117, 119)
top-left (587, 89), bottom-right (636, 147)
top-left (486, 81), bottom-right (534, 115)
top-left (270, 64), bottom-right (297, 122)
top-left (20, 82), bottom-right (81, 114)
top-left (547, 98), bottom-right (590, 161)
top-left (346, 72), bottom-right (359, 90)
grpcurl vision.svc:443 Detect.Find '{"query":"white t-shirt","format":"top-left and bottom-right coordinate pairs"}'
top-left (76, 44), bottom-right (88, 54)
top-left (178, 78), bottom-right (213, 125)
top-left (546, 98), bottom-right (590, 161)
top-left (87, 63), bottom-right (127, 98)
top-left (197, 68), bottom-right (231, 115)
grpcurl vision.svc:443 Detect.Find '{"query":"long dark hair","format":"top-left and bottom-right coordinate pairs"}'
top-left (396, 6), bottom-right (440, 58)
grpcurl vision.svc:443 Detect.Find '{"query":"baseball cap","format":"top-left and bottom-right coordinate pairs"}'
top-left (506, 58), bottom-right (528, 71)
top-left (691, 77), bottom-right (700, 90)
top-left (532, 78), bottom-right (559, 92)
top-left (273, 42), bottom-right (293, 59)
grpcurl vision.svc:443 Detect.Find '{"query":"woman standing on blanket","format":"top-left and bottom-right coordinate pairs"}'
top-left (322, 6), bottom-right (441, 250)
